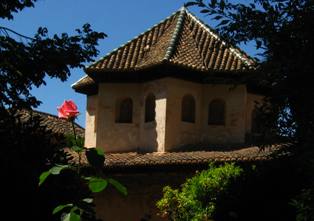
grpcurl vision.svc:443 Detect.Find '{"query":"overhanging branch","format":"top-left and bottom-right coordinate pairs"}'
top-left (0, 26), bottom-right (34, 40)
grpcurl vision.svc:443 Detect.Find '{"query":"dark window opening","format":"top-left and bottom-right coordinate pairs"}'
top-left (208, 99), bottom-right (225, 125)
top-left (145, 94), bottom-right (156, 122)
top-left (116, 98), bottom-right (133, 123)
top-left (181, 94), bottom-right (196, 123)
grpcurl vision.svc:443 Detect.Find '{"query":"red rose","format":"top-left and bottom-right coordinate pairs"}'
top-left (57, 100), bottom-right (79, 120)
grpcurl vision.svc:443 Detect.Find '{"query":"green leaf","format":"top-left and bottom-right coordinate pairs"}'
top-left (200, 9), bottom-right (210, 13)
top-left (65, 134), bottom-right (84, 148)
top-left (108, 178), bottom-right (128, 196)
top-left (38, 170), bottom-right (50, 186)
top-left (83, 176), bottom-right (92, 181)
top-left (69, 211), bottom-right (81, 221)
top-left (50, 164), bottom-right (70, 175)
top-left (95, 147), bottom-right (105, 156)
top-left (76, 137), bottom-right (84, 147)
top-left (218, 19), bottom-right (230, 26)
top-left (52, 204), bottom-right (73, 214)
top-left (210, 0), bottom-right (217, 7)
top-left (88, 177), bottom-right (108, 193)
top-left (72, 145), bottom-right (84, 153)
top-left (62, 211), bottom-right (81, 221)
top-left (86, 148), bottom-right (105, 169)
top-left (62, 213), bottom-right (71, 221)
top-left (214, 15), bottom-right (223, 20)
top-left (82, 198), bottom-right (93, 204)
top-left (65, 134), bottom-right (77, 147)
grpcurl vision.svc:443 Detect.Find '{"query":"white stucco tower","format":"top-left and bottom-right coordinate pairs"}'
top-left (72, 7), bottom-right (263, 153)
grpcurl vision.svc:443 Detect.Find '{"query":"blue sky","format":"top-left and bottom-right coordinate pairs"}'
top-left (2, 0), bottom-right (256, 126)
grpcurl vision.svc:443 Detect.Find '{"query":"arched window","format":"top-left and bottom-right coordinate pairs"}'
top-left (145, 94), bottom-right (156, 122)
top-left (181, 94), bottom-right (196, 123)
top-left (208, 99), bottom-right (225, 125)
top-left (115, 98), bottom-right (133, 123)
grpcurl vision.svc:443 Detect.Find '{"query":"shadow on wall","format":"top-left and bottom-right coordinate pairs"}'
top-left (95, 172), bottom-right (192, 221)
top-left (140, 93), bottom-right (158, 153)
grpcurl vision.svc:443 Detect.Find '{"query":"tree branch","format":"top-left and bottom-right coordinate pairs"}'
top-left (0, 26), bottom-right (34, 40)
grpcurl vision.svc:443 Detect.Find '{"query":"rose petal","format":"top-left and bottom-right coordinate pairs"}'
top-left (57, 100), bottom-right (80, 119)
top-left (57, 106), bottom-right (67, 119)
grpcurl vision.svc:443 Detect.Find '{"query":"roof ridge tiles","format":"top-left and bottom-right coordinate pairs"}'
top-left (71, 75), bottom-right (88, 87)
top-left (169, 14), bottom-right (208, 70)
top-left (163, 6), bottom-right (187, 61)
top-left (86, 9), bottom-right (181, 71)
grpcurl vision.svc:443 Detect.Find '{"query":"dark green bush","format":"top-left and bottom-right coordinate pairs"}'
top-left (157, 163), bottom-right (243, 221)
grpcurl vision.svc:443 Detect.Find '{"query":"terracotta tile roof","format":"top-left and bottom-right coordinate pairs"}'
top-left (18, 110), bottom-right (85, 138)
top-left (103, 145), bottom-right (286, 169)
top-left (72, 7), bottom-right (255, 93)
top-left (89, 10), bottom-right (179, 71)
top-left (68, 144), bottom-right (289, 170)
top-left (87, 7), bottom-right (254, 72)
top-left (71, 75), bottom-right (97, 95)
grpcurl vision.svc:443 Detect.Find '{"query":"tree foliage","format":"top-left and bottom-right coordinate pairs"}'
top-left (180, 1), bottom-right (314, 220)
top-left (0, 22), bottom-right (105, 110)
top-left (0, 0), bottom-right (36, 19)
top-left (186, 0), bottom-right (314, 146)
top-left (39, 133), bottom-right (127, 221)
top-left (157, 159), bottom-right (303, 221)
top-left (157, 163), bottom-right (243, 221)
top-left (0, 110), bottom-right (69, 220)
top-left (0, 1), bottom-right (106, 220)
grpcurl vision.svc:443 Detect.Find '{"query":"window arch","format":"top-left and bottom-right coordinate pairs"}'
top-left (145, 93), bottom-right (156, 122)
top-left (181, 94), bottom-right (196, 123)
top-left (208, 99), bottom-right (225, 125)
top-left (115, 98), bottom-right (133, 123)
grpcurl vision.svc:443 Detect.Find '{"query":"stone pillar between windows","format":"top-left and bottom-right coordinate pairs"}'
top-left (155, 97), bottom-right (167, 152)
top-left (85, 95), bottom-right (97, 148)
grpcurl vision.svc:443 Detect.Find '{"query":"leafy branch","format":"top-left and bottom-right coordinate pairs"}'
top-left (39, 105), bottom-right (127, 221)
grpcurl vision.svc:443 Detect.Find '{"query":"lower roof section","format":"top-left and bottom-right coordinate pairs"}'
top-left (18, 109), bottom-right (85, 138)
top-left (68, 143), bottom-right (290, 172)
top-left (103, 144), bottom-right (288, 169)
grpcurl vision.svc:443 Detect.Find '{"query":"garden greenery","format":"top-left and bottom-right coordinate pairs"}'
top-left (39, 112), bottom-right (127, 221)
top-left (157, 163), bottom-right (243, 221)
